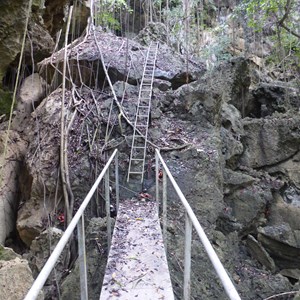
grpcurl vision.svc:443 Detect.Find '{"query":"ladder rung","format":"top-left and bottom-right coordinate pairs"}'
top-left (129, 171), bottom-right (144, 174)
top-left (133, 146), bottom-right (145, 149)
top-left (131, 158), bottom-right (144, 161)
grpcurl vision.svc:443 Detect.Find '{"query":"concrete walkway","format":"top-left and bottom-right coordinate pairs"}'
top-left (100, 198), bottom-right (174, 300)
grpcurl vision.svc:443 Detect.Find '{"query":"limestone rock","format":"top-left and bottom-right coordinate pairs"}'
top-left (0, 130), bottom-right (27, 245)
top-left (135, 22), bottom-right (168, 46)
top-left (0, 257), bottom-right (43, 300)
top-left (280, 268), bottom-right (300, 281)
top-left (206, 57), bottom-right (251, 114)
top-left (11, 73), bottom-right (47, 133)
top-left (42, 0), bottom-right (69, 36)
top-left (246, 234), bottom-right (276, 272)
top-left (268, 192), bottom-right (300, 231)
top-left (25, 228), bottom-right (65, 279)
top-left (38, 27), bottom-right (201, 90)
top-left (221, 102), bottom-right (244, 134)
top-left (266, 152), bottom-right (300, 193)
top-left (258, 224), bottom-right (300, 269)
top-left (0, 244), bottom-right (21, 261)
top-left (220, 183), bottom-right (272, 235)
top-left (239, 115), bottom-right (300, 168)
top-left (251, 82), bottom-right (300, 116)
top-left (60, 218), bottom-right (113, 300)
top-left (163, 81), bottom-right (222, 126)
top-left (223, 169), bottom-right (256, 191)
top-left (25, 22), bottom-right (55, 62)
top-left (17, 90), bottom-right (62, 246)
top-left (221, 127), bottom-right (244, 165)
top-left (0, 0), bottom-right (28, 82)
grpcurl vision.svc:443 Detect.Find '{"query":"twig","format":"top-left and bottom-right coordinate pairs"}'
top-left (60, 6), bottom-right (73, 226)
top-left (264, 291), bottom-right (298, 300)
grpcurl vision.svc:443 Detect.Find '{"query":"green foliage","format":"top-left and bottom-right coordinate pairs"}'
top-left (95, 0), bottom-right (131, 30)
top-left (234, 0), bottom-right (299, 35)
top-left (0, 89), bottom-right (13, 116)
top-left (201, 31), bottom-right (233, 67)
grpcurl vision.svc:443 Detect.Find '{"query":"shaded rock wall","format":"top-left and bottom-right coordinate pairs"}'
top-left (0, 131), bottom-right (27, 245)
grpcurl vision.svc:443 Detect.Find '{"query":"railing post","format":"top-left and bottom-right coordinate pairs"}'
top-left (115, 151), bottom-right (119, 213)
top-left (105, 165), bottom-right (111, 249)
top-left (184, 212), bottom-right (192, 300)
top-left (162, 167), bottom-right (167, 251)
top-left (155, 149), bottom-right (159, 211)
top-left (77, 216), bottom-right (88, 300)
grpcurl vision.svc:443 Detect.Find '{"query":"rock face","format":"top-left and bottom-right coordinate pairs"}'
top-left (0, 0), bottom-right (28, 83)
top-left (16, 88), bottom-right (68, 246)
top-left (0, 5), bottom-right (299, 298)
top-left (239, 115), bottom-right (300, 168)
top-left (0, 131), bottom-right (27, 245)
top-left (0, 1), bottom-right (56, 84)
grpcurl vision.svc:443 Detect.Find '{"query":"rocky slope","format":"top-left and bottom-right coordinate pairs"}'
top-left (0, 1), bottom-right (300, 300)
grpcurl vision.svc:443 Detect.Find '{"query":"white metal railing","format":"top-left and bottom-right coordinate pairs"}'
top-left (155, 149), bottom-right (241, 300)
top-left (24, 149), bottom-right (119, 300)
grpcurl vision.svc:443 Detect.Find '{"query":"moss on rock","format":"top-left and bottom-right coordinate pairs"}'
top-left (0, 89), bottom-right (13, 115)
top-left (0, 244), bottom-right (21, 261)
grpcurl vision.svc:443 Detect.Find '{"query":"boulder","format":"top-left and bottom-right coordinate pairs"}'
top-left (246, 234), bottom-right (276, 272)
top-left (0, 130), bottom-right (27, 245)
top-left (239, 115), bottom-right (300, 168)
top-left (258, 224), bottom-right (300, 269)
top-left (25, 21), bottom-right (55, 62)
top-left (163, 80), bottom-right (223, 126)
top-left (38, 27), bottom-right (201, 90)
top-left (11, 73), bottom-right (47, 133)
top-left (0, 257), bottom-right (43, 300)
top-left (219, 184), bottom-right (271, 235)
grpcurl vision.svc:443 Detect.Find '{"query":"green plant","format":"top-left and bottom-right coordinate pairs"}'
top-left (95, 0), bottom-right (132, 30)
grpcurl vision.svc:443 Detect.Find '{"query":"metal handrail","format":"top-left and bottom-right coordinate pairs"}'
top-left (155, 149), bottom-right (241, 300)
top-left (24, 149), bottom-right (119, 300)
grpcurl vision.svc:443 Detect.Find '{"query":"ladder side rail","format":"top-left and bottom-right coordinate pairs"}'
top-left (127, 44), bottom-right (152, 182)
top-left (24, 149), bottom-right (118, 300)
top-left (138, 44), bottom-right (158, 182)
top-left (155, 149), bottom-right (241, 300)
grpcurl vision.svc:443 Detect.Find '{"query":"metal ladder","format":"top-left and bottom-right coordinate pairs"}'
top-left (127, 42), bottom-right (159, 183)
